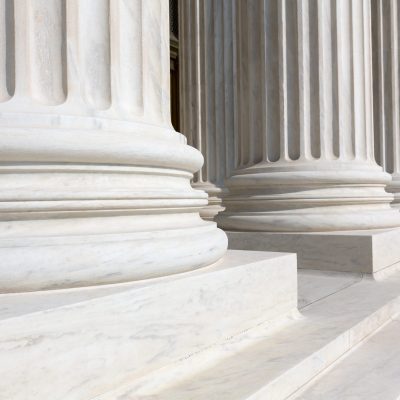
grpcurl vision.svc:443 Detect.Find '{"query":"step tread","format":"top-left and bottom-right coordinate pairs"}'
top-left (292, 318), bottom-right (400, 400)
top-left (95, 271), bottom-right (400, 400)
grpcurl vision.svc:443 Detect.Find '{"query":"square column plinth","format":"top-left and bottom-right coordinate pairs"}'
top-left (227, 228), bottom-right (400, 276)
top-left (0, 250), bottom-right (297, 400)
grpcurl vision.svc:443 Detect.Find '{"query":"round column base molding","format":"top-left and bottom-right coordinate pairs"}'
top-left (218, 163), bottom-right (400, 232)
top-left (217, 208), bottom-right (400, 232)
top-left (200, 203), bottom-right (225, 221)
top-left (193, 182), bottom-right (226, 221)
top-left (0, 214), bottom-right (228, 293)
top-left (387, 175), bottom-right (400, 208)
top-left (0, 125), bottom-right (203, 173)
top-left (0, 126), bottom-right (228, 292)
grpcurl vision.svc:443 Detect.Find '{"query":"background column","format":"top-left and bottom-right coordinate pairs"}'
top-left (218, 0), bottom-right (400, 232)
top-left (372, 0), bottom-right (400, 207)
top-left (0, 0), bottom-right (227, 292)
top-left (179, 0), bottom-right (236, 220)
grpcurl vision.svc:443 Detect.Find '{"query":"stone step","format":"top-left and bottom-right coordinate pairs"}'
top-left (227, 228), bottom-right (400, 276)
top-left (291, 318), bottom-right (400, 400)
top-left (96, 270), bottom-right (400, 400)
top-left (0, 250), bottom-right (297, 400)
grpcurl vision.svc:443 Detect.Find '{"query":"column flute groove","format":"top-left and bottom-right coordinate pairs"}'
top-left (0, 0), bottom-right (5, 100)
top-left (179, 0), bottom-right (236, 220)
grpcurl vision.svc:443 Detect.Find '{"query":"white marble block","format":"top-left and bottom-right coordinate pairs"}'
top-left (227, 228), bottom-right (400, 275)
top-left (0, 250), bottom-right (297, 400)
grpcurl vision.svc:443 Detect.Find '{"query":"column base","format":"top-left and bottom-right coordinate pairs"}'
top-left (218, 162), bottom-right (400, 231)
top-left (193, 182), bottom-right (225, 220)
top-left (0, 214), bottom-right (228, 293)
top-left (0, 126), bottom-right (228, 291)
top-left (388, 174), bottom-right (400, 207)
top-left (0, 249), bottom-right (297, 400)
top-left (227, 228), bottom-right (400, 275)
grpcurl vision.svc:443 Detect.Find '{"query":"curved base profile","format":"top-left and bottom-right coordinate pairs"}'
top-left (218, 162), bottom-right (400, 232)
top-left (387, 174), bottom-right (400, 208)
top-left (0, 214), bottom-right (227, 293)
top-left (193, 182), bottom-right (226, 221)
top-left (0, 125), bottom-right (228, 292)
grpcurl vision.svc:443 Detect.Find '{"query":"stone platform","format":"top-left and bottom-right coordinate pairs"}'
top-left (4, 250), bottom-right (400, 400)
top-left (227, 228), bottom-right (400, 275)
top-left (0, 250), bottom-right (297, 400)
top-left (98, 268), bottom-right (400, 400)
top-left (293, 317), bottom-right (400, 399)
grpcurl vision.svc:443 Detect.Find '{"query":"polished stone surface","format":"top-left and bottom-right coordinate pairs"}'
top-left (297, 269), bottom-right (363, 308)
top-left (1, 2), bottom-right (400, 400)
top-left (0, 250), bottom-right (297, 400)
top-left (217, 0), bottom-right (400, 233)
top-left (227, 228), bottom-right (400, 274)
top-left (105, 268), bottom-right (400, 399)
top-left (293, 319), bottom-right (400, 400)
top-left (372, 0), bottom-right (400, 207)
top-left (0, 0), bottom-right (227, 291)
top-left (179, 0), bottom-right (236, 220)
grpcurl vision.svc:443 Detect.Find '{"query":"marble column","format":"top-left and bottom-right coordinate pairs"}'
top-left (0, 0), bottom-right (227, 292)
top-left (372, 0), bottom-right (400, 207)
top-left (179, 0), bottom-right (235, 220)
top-left (218, 0), bottom-right (400, 232)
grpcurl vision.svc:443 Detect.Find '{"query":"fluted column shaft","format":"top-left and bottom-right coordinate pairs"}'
top-left (372, 0), bottom-right (400, 207)
top-left (218, 0), bottom-right (400, 232)
top-left (0, 0), bottom-right (227, 292)
top-left (179, 0), bottom-right (235, 219)
top-left (2, 0), bottom-right (172, 123)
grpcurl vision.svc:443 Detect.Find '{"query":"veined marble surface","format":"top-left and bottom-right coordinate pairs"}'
top-left (0, 0), bottom-right (228, 291)
top-left (103, 269), bottom-right (400, 400)
top-left (0, 250), bottom-right (297, 400)
top-left (297, 269), bottom-right (363, 309)
top-left (179, 0), bottom-right (236, 220)
top-left (228, 227), bottom-right (400, 274)
top-left (217, 0), bottom-right (400, 232)
top-left (293, 318), bottom-right (400, 400)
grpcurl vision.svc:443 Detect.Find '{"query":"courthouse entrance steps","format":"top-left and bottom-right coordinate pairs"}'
top-left (96, 269), bottom-right (400, 400)
top-left (0, 250), bottom-right (297, 400)
top-left (290, 317), bottom-right (400, 400)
